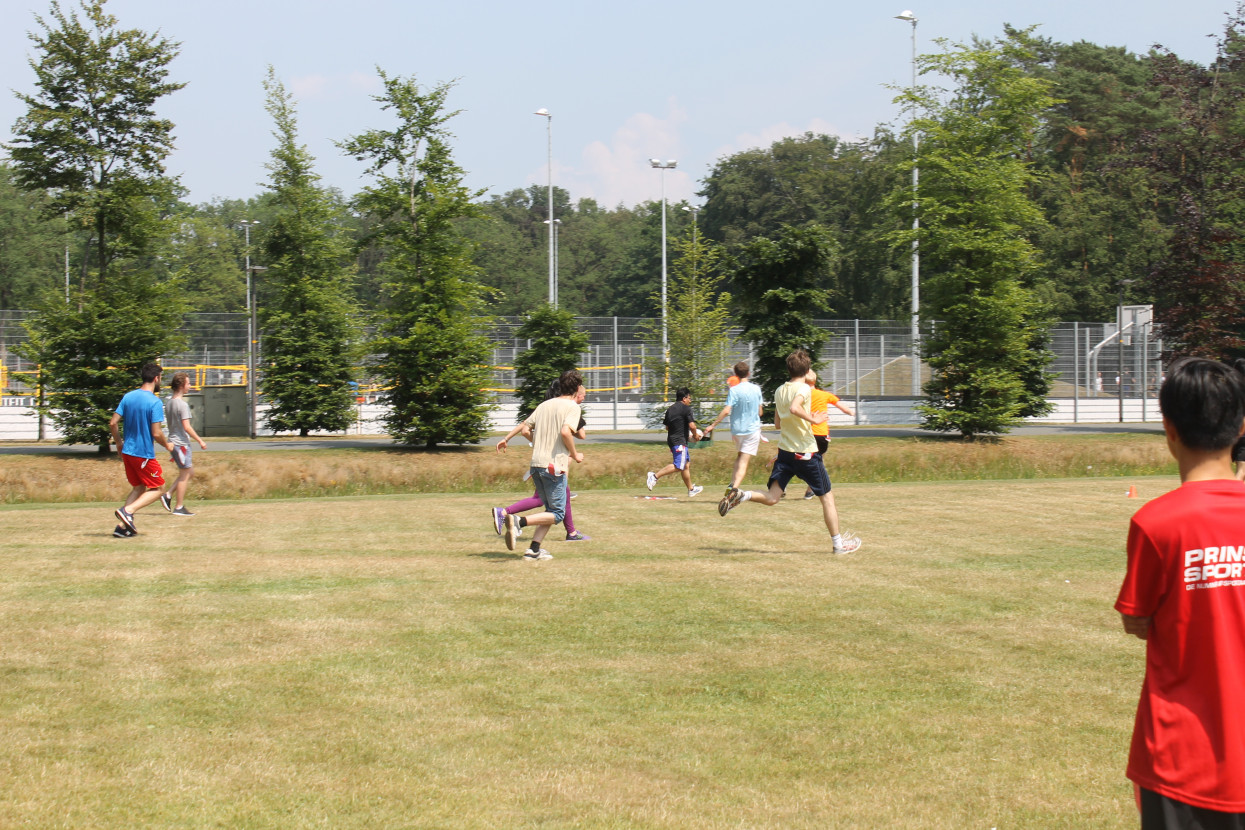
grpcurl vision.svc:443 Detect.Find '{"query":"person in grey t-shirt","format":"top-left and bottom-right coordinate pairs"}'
top-left (161, 372), bottom-right (207, 516)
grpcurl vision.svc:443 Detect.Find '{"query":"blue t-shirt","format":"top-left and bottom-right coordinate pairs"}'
top-left (115, 389), bottom-right (165, 459)
top-left (726, 380), bottom-right (763, 435)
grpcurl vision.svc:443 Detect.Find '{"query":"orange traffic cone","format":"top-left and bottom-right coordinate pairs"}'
top-left (1127, 485), bottom-right (1138, 498)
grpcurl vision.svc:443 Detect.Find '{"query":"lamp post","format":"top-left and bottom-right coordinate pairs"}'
top-left (240, 219), bottom-right (260, 438)
top-left (895, 10), bottom-right (921, 397)
top-left (534, 108), bottom-right (555, 307)
top-left (682, 202), bottom-right (702, 281)
top-left (544, 218), bottom-right (561, 305)
top-left (650, 159), bottom-right (677, 367)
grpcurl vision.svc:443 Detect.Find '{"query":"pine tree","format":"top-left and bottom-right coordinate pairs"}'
top-left (340, 72), bottom-right (493, 447)
top-left (257, 70), bottom-right (361, 437)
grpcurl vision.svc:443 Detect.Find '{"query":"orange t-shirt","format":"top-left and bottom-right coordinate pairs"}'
top-left (809, 388), bottom-right (839, 437)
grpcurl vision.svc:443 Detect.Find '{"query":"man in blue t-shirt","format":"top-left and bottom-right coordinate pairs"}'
top-left (704, 361), bottom-right (766, 495)
top-left (108, 362), bottom-right (174, 537)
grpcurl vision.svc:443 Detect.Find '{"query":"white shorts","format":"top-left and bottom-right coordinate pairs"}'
top-left (733, 430), bottom-right (762, 457)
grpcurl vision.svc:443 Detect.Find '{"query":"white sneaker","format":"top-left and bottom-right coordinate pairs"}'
top-left (688, 485), bottom-right (703, 498)
top-left (833, 533), bottom-right (862, 555)
top-left (646, 471), bottom-right (657, 491)
top-left (523, 549), bottom-right (553, 561)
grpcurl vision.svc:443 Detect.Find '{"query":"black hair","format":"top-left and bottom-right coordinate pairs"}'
top-left (140, 362), bottom-right (163, 384)
top-left (675, 387), bottom-right (691, 402)
top-left (1159, 357), bottom-right (1245, 451)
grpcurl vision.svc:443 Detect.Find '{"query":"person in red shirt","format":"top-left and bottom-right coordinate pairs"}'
top-left (1116, 356), bottom-right (1245, 828)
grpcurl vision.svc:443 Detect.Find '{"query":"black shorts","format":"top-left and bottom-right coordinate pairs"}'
top-left (768, 449), bottom-right (832, 497)
top-left (1140, 787), bottom-right (1245, 830)
top-left (815, 435), bottom-right (828, 456)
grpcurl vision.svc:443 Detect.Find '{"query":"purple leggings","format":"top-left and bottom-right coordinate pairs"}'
top-left (506, 489), bottom-right (575, 534)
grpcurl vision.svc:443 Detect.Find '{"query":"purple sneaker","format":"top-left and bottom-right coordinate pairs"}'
top-left (491, 507), bottom-right (506, 536)
top-left (565, 531), bottom-right (591, 542)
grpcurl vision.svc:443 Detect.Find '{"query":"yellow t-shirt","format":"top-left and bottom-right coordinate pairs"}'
top-left (775, 380), bottom-right (817, 454)
top-left (524, 397), bottom-right (581, 469)
top-left (809, 388), bottom-right (840, 438)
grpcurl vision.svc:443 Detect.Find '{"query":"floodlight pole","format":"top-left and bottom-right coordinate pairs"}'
top-left (650, 159), bottom-right (677, 368)
top-left (896, 10), bottom-right (921, 397)
top-left (535, 108), bottom-right (556, 307)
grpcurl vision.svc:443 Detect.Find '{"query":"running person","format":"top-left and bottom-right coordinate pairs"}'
top-left (493, 382), bottom-right (590, 542)
top-left (494, 370), bottom-right (585, 560)
top-left (646, 387), bottom-right (703, 498)
top-left (704, 361), bottom-right (765, 494)
top-left (161, 372), bottom-right (207, 516)
top-left (719, 350), bottom-right (861, 555)
top-left (803, 369), bottom-right (853, 499)
top-left (109, 362), bottom-right (174, 536)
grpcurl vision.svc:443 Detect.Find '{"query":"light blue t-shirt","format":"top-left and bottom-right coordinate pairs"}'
top-left (726, 380), bottom-right (763, 435)
top-left (115, 388), bottom-right (165, 459)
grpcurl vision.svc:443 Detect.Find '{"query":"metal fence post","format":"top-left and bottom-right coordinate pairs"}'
top-left (853, 318), bottom-right (861, 425)
top-left (613, 316), bottom-right (619, 432)
top-left (1073, 322), bottom-right (1079, 423)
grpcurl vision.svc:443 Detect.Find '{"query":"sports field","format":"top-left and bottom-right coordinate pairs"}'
top-left (0, 464), bottom-right (1163, 828)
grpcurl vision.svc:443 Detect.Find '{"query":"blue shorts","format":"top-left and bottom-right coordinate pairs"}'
top-left (669, 444), bottom-right (690, 471)
top-left (768, 449), bottom-right (832, 496)
top-left (171, 445), bottom-right (193, 470)
top-left (530, 467), bottom-right (567, 524)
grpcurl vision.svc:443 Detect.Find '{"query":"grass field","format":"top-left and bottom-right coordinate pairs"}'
top-left (0, 469), bottom-right (1169, 828)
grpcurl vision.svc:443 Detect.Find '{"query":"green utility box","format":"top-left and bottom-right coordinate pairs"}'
top-left (180, 386), bottom-right (248, 437)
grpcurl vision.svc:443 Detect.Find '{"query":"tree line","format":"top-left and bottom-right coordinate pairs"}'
top-left (3, 0), bottom-right (1243, 441)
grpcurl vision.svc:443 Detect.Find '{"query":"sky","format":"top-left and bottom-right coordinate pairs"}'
top-left (0, 0), bottom-right (1237, 209)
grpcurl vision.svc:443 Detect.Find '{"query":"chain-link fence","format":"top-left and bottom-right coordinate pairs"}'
top-left (0, 310), bottom-right (1164, 420)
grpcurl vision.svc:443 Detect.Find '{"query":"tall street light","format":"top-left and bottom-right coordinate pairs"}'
top-left (534, 108), bottom-right (555, 307)
top-left (896, 10), bottom-right (921, 397)
top-left (544, 218), bottom-right (561, 305)
top-left (240, 220), bottom-right (259, 437)
top-left (650, 159), bottom-right (677, 368)
top-left (682, 203), bottom-right (702, 281)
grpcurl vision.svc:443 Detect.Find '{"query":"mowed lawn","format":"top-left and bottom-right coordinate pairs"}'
top-left (0, 475), bottom-right (1169, 829)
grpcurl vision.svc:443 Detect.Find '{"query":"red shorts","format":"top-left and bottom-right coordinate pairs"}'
top-left (122, 454), bottom-right (165, 489)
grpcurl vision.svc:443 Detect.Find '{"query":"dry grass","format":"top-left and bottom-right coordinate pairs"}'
top-left (0, 475), bottom-right (1162, 828)
top-left (0, 432), bottom-right (1174, 505)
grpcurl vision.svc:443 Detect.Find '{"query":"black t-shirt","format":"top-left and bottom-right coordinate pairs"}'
top-left (663, 401), bottom-right (696, 447)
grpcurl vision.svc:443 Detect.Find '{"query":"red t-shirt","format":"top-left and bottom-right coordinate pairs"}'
top-left (1115, 479), bottom-right (1245, 811)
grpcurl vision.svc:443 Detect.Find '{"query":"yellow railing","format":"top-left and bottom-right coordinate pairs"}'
top-left (1, 363), bottom-right (645, 402)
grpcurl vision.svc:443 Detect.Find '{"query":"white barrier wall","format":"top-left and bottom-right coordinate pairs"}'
top-left (0, 397), bottom-right (1161, 442)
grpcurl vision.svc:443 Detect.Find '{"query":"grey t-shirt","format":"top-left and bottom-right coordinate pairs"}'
top-left (166, 396), bottom-right (192, 448)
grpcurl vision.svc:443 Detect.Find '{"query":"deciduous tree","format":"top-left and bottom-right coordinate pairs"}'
top-left (8, 0), bottom-right (186, 450)
top-left (896, 28), bottom-right (1056, 437)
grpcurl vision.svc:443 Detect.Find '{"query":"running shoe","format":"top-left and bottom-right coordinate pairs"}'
top-left (172, 507), bottom-right (194, 516)
top-left (688, 484), bottom-right (704, 498)
top-left (833, 533), bottom-right (862, 555)
top-left (803, 489), bottom-right (815, 500)
top-left (114, 507), bottom-right (137, 533)
top-left (112, 525), bottom-right (136, 538)
top-left (504, 513), bottom-right (519, 551)
top-left (160, 492), bottom-right (173, 513)
top-left (491, 507), bottom-right (506, 536)
top-left (564, 531), bottom-right (591, 541)
top-left (646, 471), bottom-right (657, 491)
top-left (718, 487), bottom-right (744, 517)
top-left (523, 549), bottom-right (553, 561)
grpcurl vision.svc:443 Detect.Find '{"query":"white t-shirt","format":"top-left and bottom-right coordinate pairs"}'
top-left (524, 396), bottom-right (581, 469)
